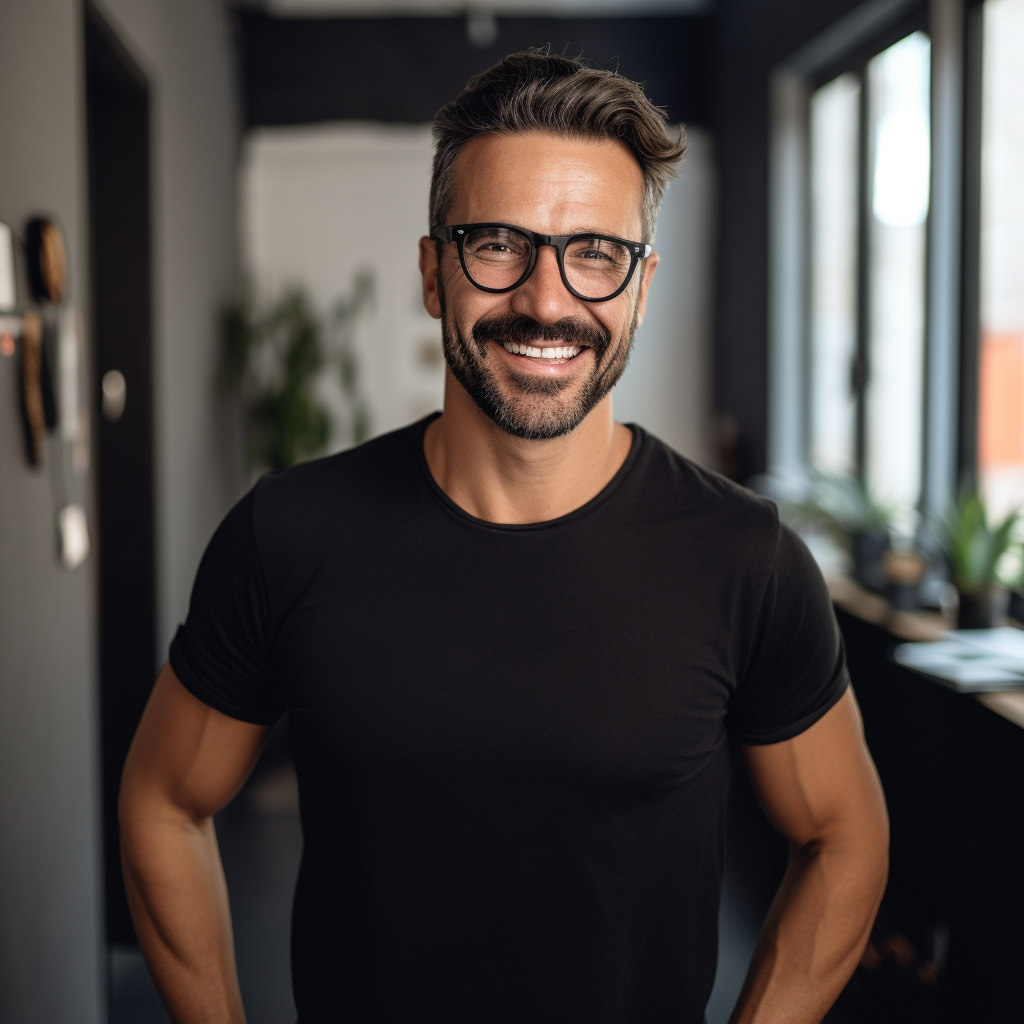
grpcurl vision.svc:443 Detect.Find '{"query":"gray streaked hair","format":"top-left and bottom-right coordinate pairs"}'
top-left (429, 48), bottom-right (686, 243)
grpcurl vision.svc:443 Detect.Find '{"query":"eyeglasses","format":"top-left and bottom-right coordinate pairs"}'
top-left (432, 223), bottom-right (652, 303)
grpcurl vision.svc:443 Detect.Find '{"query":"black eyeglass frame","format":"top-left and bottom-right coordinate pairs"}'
top-left (432, 223), bottom-right (653, 303)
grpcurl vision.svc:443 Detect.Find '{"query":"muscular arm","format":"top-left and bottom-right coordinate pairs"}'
top-left (729, 688), bottom-right (889, 1024)
top-left (119, 662), bottom-right (271, 1024)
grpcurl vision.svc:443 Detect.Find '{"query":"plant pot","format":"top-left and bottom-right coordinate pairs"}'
top-left (883, 548), bottom-right (926, 612)
top-left (888, 581), bottom-right (920, 612)
top-left (956, 585), bottom-right (1009, 630)
top-left (851, 530), bottom-right (889, 594)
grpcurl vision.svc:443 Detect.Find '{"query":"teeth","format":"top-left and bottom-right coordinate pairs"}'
top-left (501, 342), bottom-right (582, 360)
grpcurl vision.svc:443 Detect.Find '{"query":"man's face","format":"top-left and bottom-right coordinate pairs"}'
top-left (420, 131), bottom-right (658, 440)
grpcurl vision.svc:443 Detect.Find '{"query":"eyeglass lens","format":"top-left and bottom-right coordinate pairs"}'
top-left (461, 227), bottom-right (634, 300)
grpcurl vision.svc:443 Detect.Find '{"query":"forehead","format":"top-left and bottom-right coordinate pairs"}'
top-left (447, 130), bottom-right (645, 240)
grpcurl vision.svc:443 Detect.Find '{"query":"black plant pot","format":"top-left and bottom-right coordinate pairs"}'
top-left (888, 581), bottom-right (920, 612)
top-left (851, 531), bottom-right (889, 594)
top-left (956, 586), bottom-right (1009, 630)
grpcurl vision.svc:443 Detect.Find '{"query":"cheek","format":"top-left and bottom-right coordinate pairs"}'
top-left (596, 297), bottom-right (637, 343)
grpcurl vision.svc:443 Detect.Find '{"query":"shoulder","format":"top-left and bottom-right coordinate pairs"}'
top-left (629, 427), bottom-right (780, 546)
top-left (244, 419), bottom-right (427, 570)
top-left (253, 420), bottom-right (421, 518)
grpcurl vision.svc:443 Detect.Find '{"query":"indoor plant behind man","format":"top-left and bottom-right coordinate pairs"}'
top-left (120, 49), bottom-right (888, 1024)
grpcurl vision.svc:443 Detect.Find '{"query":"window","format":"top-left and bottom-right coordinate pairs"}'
top-left (977, 0), bottom-right (1024, 518)
top-left (805, 30), bottom-right (932, 513)
top-left (865, 32), bottom-right (931, 510)
top-left (808, 73), bottom-right (860, 478)
top-left (772, 0), bottom-right (1024, 532)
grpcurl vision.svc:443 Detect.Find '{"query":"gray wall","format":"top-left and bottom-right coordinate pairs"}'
top-left (0, 1), bottom-right (238, 1020)
top-left (0, 4), bottom-right (100, 1019)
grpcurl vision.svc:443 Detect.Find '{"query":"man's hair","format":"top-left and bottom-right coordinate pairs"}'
top-left (429, 49), bottom-right (687, 242)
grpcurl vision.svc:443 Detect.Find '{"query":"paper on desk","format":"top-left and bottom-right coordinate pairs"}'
top-left (893, 627), bottom-right (1024, 691)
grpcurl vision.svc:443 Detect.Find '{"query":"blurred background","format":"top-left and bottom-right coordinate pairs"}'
top-left (1, 0), bottom-right (1022, 1022)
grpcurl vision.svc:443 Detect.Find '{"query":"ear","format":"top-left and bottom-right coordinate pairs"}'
top-left (633, 251), bottom-right (659, 329)
top-left (418, 236), bottom-right (442, 320)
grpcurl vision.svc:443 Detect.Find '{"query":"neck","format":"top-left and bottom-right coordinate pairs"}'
top-left (423, 368), bottom-right (633, 524)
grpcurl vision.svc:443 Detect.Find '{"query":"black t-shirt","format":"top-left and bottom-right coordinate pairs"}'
top-left (170, 416), bottom-right (849, 1024)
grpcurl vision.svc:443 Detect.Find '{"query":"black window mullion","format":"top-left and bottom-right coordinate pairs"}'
top-left (957, 0), bottom-right (986, 495)
top-left (854, 61), bottom-right (872, 487)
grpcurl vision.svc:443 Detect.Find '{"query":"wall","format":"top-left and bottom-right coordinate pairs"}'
top-left (0, 4), bottom-right (101, 1019)
top-left (240, 123), bottom-right (445, 444)
top-left (0, 1), bottom-right (238, 1020)
top-left (615, 126), bottom-right (715, 465)
top-left (238, 12), bottom-right (713, 129)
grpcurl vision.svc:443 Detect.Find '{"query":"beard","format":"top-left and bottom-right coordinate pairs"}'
top-left (438, 277), bottom-right (639, 441)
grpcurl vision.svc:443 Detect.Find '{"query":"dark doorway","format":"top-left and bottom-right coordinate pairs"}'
top-left (85, 0), bottom-right (156, 946)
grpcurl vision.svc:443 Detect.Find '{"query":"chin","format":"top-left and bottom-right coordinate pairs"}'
top-left (487, 391), bottom-right (592, 441)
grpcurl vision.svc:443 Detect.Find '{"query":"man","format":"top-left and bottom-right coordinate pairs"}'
top-left (120, 50), bottom-right (888, 1024)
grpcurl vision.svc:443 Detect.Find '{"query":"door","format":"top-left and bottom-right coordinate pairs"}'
top-left (85, 0), bottom-right (156, 946)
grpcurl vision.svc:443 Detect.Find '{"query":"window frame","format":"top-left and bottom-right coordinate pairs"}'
top-left (769, 0), bottom-right (970, 523)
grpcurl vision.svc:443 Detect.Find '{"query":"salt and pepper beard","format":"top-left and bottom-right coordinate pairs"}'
top-left (437, 269), bottom-right (640, 441)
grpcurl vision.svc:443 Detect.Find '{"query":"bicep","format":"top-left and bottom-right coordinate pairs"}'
top-left (742, 688), bottom-right (888, 849)
top-left (120, 662), bottom-right (271, 823)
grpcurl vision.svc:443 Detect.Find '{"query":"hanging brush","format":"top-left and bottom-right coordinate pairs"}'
top-left (20, 309), bottom-right (47, 466)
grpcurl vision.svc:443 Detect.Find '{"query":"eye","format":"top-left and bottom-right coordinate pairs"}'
top-left (568, 239), bottom-right (630, 267)
top-left (465, 230), bottom-right (530, 260)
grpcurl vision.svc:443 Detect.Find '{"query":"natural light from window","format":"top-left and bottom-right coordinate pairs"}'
top-left (809, 73), bottom-right (860, 479)
top-left (865, 31), bottom-right (930, 510)
top-left (979, 0), bottom-right (1024, 519)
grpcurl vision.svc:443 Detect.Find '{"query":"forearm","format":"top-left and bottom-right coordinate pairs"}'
top-left (120, 809), bottom-right (246, 1024)
top-left (728, 835), bottom-right (887, 1024)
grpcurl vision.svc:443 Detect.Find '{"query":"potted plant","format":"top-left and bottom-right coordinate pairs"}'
top-left (799, 473), bottom-right (897, 593)
top-left (937, 489), bottom-right (1020, 629)
top-left (219, 274), bottom-right (373, 473)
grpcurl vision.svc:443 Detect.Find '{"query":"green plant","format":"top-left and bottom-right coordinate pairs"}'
top-left (796, 472), bottom-right (897, 540)
top-left (219, 274), bottom-right (373, 472)
top-left (937, 489), bottom-right (1021, 596)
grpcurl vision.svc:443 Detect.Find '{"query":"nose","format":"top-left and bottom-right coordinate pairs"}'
top-left (509, 245), bottom-right (579, 325)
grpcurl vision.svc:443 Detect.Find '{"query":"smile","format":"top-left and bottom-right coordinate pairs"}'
top-left (501, 341), bottom-right (583, 363)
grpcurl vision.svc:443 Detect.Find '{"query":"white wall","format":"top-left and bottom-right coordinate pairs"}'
top-left (0, 2), bottom-right (238, 1020)
top-left (241, 124), bottom-right (447, 444)
top-left (241, 122), bottom-right (714, 463)
top-left (615, 126), bottom-right (715, 465)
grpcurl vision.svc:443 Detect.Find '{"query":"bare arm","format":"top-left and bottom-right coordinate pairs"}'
top-left (119, 662), bottom-right (271, 1024)
top-left (729, 688), bottom-right (889, 1024)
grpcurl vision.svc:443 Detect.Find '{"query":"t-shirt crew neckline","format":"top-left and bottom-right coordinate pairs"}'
top-left (414, 411), bottom-right (643, 532)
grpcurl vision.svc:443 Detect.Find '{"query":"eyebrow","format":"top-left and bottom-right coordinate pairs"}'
top-left (537, 226), bottom-right (634, 239)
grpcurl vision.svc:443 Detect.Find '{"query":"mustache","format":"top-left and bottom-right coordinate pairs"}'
top-left (472, 313), bottom-right (611, 354)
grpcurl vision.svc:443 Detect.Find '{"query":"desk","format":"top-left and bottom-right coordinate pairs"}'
top-left (829, 593), bottom-right (1024, 1022)
top-left (826, 573), bottom-right (1024, 730)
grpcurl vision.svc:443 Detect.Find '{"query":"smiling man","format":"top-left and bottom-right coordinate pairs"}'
top-left (120, 51), bottom-right (888, 1024)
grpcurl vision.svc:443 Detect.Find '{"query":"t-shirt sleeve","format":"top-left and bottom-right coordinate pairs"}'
top-left (728, 522), bottom-right (850, 745)
top-left (168, 486), bottom-right (285, 725)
